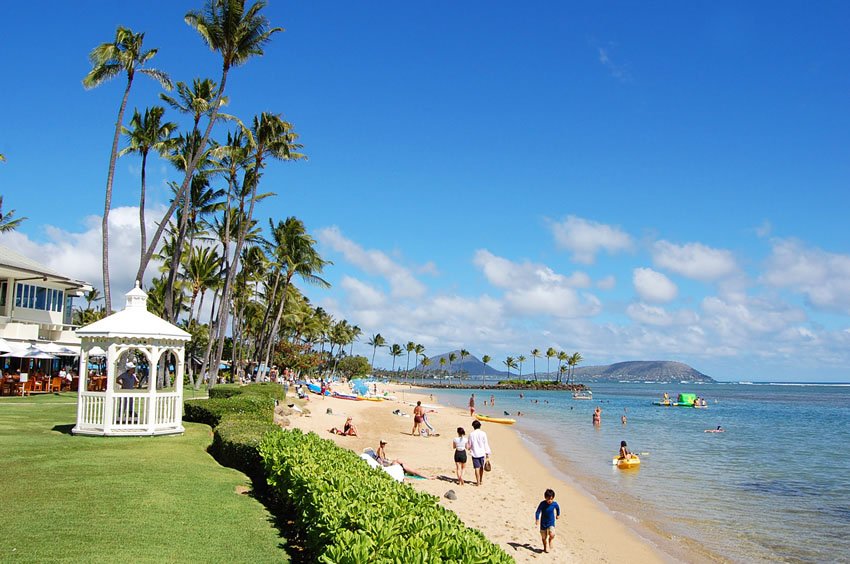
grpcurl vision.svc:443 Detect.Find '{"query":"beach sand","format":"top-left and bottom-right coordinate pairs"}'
top-left (286, 383), bottom-right (668, 563)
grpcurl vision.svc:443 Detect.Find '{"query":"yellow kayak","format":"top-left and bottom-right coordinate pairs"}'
top-left (475, 414), bottom-right (516, 425)
top-left (357, 396), bottom-right (384, 402)
top-left (612, 455), bottom-right (641, 469)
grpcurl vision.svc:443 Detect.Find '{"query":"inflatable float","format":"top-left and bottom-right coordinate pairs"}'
top-left (612, 455), bottom-right (641, 469)
top-left (475, 413), bottom-right (516, 425)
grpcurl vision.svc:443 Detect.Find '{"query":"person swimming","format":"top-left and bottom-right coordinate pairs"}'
top-left (705, 425), bottom-right (724, 433)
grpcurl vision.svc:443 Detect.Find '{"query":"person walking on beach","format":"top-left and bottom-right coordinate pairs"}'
top-left (535, 488), bottom-right (560, 553)
top-left (411, 401), bottom-right (425, 436)
top-left (469, 393), bottom-right (476, 416)
top-left (452, 427), bottom-right (468, 485)
top-left (467, 419), bottom-right (491, 486)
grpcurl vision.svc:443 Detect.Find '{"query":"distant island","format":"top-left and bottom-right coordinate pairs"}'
top-left (414, 352), bottom-right (714, 384)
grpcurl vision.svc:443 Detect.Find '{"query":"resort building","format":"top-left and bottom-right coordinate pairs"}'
top-left (0, 243), bottom-right (91, 352)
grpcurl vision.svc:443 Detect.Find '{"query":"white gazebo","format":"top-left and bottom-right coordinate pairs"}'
top-left (72, 283), bottom-right (191, 436)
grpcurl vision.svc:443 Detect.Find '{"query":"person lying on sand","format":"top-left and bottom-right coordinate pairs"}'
top-left (329, 417), bottom-right (358, 436)
top-left (373, 440), bottom-right (431, 479)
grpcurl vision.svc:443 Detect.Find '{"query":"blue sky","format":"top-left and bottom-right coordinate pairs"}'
top-left (2, 2), bottom-right (849, 381)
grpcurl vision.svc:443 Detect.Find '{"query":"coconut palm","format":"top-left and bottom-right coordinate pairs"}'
top-left (556, 350), bottom-right (568, 383)
top-left (459, 349), bottom-right (470, 380)
top-left (405, 341), bottom-right (416, 377)
top-left (568, 352), bottom-right (584, 385)
top-left (0, 197), bottom-right (26, 232)
top-left (388, 344), bottom-right (403, 372)
top-left (517, 355), bottom-right (527, 379)
top-left (348, 325), bottom-right (361, 357)
top-left (368, 333), bottom-right (386, 369)
top-left (160, 78), bottom-right (231, 131)
top-left (545, 347), bottom-right (556, 379)
top-left (481, 354), bottom-right (491, 384)
top-left (439, 356), bottom-right (447, 379)
top-left (119, 106), bottom-right (178, 265)
top-left (503, 356), bottom-right (515, 377)
top-left (448, 352), bottom-right (457, 383)
top-left (141, 0), bottom-right (282, 285)
top-left (530, 348), bottom-right (541, 381)
top-left (181, 245), bottom-right (221, 325)
top-left (559, 365), bottom-right (568, 383)
top-left (83, 26), bottom-right (172, 313)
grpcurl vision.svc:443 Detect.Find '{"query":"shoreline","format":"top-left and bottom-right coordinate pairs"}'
top-left (285, 382), bottom-right (669, 563)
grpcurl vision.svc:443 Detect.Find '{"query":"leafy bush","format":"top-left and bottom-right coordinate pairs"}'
top-left (209, 384), bottom-right (244, 399)
top-left (211, 415), bottom-right (279, 481)
top-left (260, 429), bottom-right (512, 563)
top-left (184, 395), bottom-right (275, 428)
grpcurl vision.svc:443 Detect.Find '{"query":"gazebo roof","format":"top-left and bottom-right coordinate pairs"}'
top-left (76, 283), bottom-right (191, 342)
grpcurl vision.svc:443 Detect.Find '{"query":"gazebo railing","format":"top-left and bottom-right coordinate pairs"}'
top-left (77, 391), bottom-right (182, 432)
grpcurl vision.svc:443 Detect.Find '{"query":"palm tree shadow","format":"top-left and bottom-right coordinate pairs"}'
top-left (508, 542), bottom-right (544, 554)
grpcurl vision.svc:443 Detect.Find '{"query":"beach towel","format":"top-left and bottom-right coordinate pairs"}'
top-left (359, 452), bottom-right (404, 482)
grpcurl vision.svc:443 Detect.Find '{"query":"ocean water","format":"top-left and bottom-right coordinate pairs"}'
top-left (426, 382), bottom-right (850, 563)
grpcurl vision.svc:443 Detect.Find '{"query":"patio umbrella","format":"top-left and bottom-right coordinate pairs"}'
top-left (1, 345), bottom-right (56, 360)
top-left (87, 346), bottom-right (107, 357)
top-left (0, 338), bottom-right (14, 353)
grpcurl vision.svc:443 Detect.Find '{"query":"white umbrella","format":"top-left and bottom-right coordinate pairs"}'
top-left (0, 338), bottom-right (14, 352)
top-left (38, 343), bottom-right (80, 356)
top-left (1, 345), bottom-right (56, 360)
top-left (87, 346), bottom-right (107, 357)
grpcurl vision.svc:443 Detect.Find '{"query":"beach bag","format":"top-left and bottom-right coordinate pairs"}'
top-left (484, 459), bottom-right (492, 472)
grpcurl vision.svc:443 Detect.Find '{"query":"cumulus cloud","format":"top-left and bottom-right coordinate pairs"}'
top-left (0, 205), bottom-right (164, 299)
top-left (316, 226), bottom-right (427, 299)
top-left (633, 267), bottom-right (678, 303)
top-left (625, 302), bottom-right (698, 327)
top-left (596, 275), bottom-right (616, 290)
top-left (652, 240), bottom-right (738, 281)
top-left (549, 216), bottom-right (633, 264)
top-left (761, 238), bottom-right (850, 314)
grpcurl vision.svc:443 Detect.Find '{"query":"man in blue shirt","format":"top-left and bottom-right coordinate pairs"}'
top-left (534, 488), bottom-right (561, 553)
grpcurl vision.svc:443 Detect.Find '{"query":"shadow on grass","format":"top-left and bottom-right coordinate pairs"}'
top-left (51, 424), bottom-right (75, 435)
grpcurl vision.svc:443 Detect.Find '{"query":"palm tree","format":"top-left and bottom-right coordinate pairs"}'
top-left (181, 245), bottom-right (221, 325)
top-left (119, 106), bottom-right (178, 265)
top-left (503, 356), bottom-right (515, 377)
top-left (141, 0), bottom-right (281, 285)
top-left (517, 355), bottom-right (527, 379)
top-left (389, 344), bottom-right (403, 372)
top-left (557, 351), bottom-right (568, 383)
top-left (545, 347), bottom-right (556, 380)
top-left (348, 325), bottom-right (361, 357)
top-left (83, 26), bottom-right (172, 313)
top-left (568, 352), bottom-right (584, 385)
top-left (368, 333), bottom-right (386, 370)
top-left (0, 197), bottom-right (26, 232)
top-left (448, 352), bottom-right (457, 383)
top-left (420, 355), bottom-right (431, 378)
top-left (160, 78), bottom-right (231, 131)
top-left (481, 354), bottom-right (491, 384)
top-left (559, 365), bottom-right (568, 383)
top-left (439, 356), bottom-right (447, 380)
top-left (405, 341), bottom-right (416, 378)
top-left (459, 349), bottom-right (470, 380)
top-left (531, 348), bottom-right (541, 381)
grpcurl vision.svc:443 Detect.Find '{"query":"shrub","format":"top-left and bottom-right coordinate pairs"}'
top-left (209, 384), bottom-right (244, 399)
top-left (184, 395), bottom-right (275, 428)
top-left (211, 415), bottom-right (279, 481)
top-left (260, 429), bottom-right (512, 563)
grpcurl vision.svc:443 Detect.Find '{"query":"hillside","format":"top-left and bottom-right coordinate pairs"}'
top-left (415, 353), bottom-right (713, 383)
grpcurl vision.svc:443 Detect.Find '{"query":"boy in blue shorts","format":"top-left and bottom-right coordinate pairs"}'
top-left (534, 488), bottom-right (560, 553)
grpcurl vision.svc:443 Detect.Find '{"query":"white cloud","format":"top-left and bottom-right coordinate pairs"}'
top-left (625, 302), bottom-right (698, 327)
top-left (316, 226), bottom-right (427, 299)
top-left (633, 267), bottom-right (678, 303)
top-left (339, 276), bottom-right (385, 309)
top-left (0, 205), bottom-right (164, 300)
top-left (550, 216), bottom-right (633, 264)
top-left (652, 240), bottom-right (738, 281)
top-left (761, 239), bottom-right (850, 314)
top-left (596, 275), bottom-right (616, 290)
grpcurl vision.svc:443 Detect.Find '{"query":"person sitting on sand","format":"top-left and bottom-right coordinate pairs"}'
top-left (329, 417), bottom-right (358, 436)
top-left (411, 401), bottom-right (425, 436)
top-left (374, 440), bottom-right (430, 479)
top-left (618, 440), bottom-right (635, 460)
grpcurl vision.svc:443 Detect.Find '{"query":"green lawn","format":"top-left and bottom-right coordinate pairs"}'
top-left (0, 393), bottom-right (289, 563)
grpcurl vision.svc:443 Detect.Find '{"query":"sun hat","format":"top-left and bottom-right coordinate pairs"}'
top-left (379, 439), bottom-right (388, 445)
top-left (126, 362), bottom-right (135, 368)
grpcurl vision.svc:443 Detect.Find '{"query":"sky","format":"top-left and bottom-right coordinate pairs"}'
top-left (1, 2), bottom-right (849, 381)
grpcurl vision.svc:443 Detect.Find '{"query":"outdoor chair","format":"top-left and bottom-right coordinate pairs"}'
top-left (49, 377), bottom-right (63, 392)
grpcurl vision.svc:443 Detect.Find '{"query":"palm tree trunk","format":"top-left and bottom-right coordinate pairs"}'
top-left (259, 270), bottom-right (283, 372)
top-left (139, 150), bottom-right (148, 269)
top-left (103, 77), bottom-right (134, 313)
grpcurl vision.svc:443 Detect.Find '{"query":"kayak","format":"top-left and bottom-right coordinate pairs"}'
top-left (358, 396), bottom-right (384, 402)
top-left (331, 392), bottom-right (359, 401)
top-left (612, 455), bottom-right (641, 469)
top-left (475, 414), bottom-right (516, 425)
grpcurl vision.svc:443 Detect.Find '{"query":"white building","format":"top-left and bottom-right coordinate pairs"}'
top-left (0, 243), bottom-right (91, 351)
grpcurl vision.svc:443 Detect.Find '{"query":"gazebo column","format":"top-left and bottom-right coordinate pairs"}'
top-left (175, 347), bottom-right (185, 419)
top-left (103, 344), bottom-right (119, 433)
top-left (146, 346), bottom-right (161, 433)
top-left (76, 350), bottom-right (88, 427)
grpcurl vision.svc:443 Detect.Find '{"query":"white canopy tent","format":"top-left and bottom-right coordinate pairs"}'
top-left (72, 283), bottom-right (191, 437)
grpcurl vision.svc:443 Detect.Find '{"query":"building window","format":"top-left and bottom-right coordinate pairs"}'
top-left (14, 283), bottom-right (64, 312)
top-left (0, 281), bottom-right (6, 307)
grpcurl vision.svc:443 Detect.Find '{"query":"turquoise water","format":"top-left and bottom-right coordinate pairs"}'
top-left (426, 382), bottom-right (850, 562)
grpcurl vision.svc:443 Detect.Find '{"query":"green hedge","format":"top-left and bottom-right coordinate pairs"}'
top-left (211, 415), bottom-right (279, 480)
top-left (184, 395), bottom-right (275, 428)
top-left (260, 429), bottom-right (513, 563)
top-left (209, 383), bottom-right (287, 401)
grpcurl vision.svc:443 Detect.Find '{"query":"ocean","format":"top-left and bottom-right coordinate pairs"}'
top-left (425, 382), bottom-right (850, 563)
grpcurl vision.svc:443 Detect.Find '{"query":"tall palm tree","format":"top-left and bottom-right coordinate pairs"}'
top-left (448, 352), bottom-right (457, 383)
top-left (545, 347), bottom-right (556, 380)
top-left (160, 78), bottom-right (231, 131)
top-left (568, 352), bottom-right (584, 385)
top-left (0, 197), bottom-right (26, 232)
top-left (181, 245), bottom-right (221, 325)
top-left (557, 350), bottom-right (568, 384)
top-left (368, 333), bottom-right (386, 370)
top-left (459, 349), bottom-right (470, 380)
top-left (531, 348), bottom-right (541, 381)
top-left (83, 26), bottom-right (172, 313)
top-left (420, 355), bottom-right (431, 377)
top-left (481, 354), bottom-right (491, 384)
top-left (439, 356), bottom-right (447, 379)
top-left (348, 325), bottom-right (361, 357)
top-left (405, 341), bottom-right (416, 378)
top-left (503, 356), bottom-right (515, 377)
top-left (141, 0), bottom-right (281, 285)
top-left (389, 344), bottom-right (403, 372)
top-left (517, 355), bottom-right (527, 379)
top-left (119, 106), bottom-right (178, 265)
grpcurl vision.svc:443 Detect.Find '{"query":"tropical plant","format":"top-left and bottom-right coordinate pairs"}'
top-left (404, 341), bottom-right (416, 377)
top-left (438, 356), bottom-right (446, 377)
top-left (83, 26), bottom-right (172, 313)
top-left (568, 352), bottom-right (584, 385)
top-left (502, 356), bottom-right (515, 376)
top-left (556, 350), bottom-right (568, 383)
top-left (0, 196), bottom-right (26, 232)
top-left (181, 245), bottom-right (222, 325)
top-left (517, 355), bottom-right (526, 379)
top-left (119, 105), bottom-right (178, 265)
top-left (459, 348), bottom-right (469, 380)
top-left (368, 333), bottom-right (386, 370)
top-left (530, 348), bottom-right (541, 381)
top-left (481, 354), bottom-right (491, 383)
top-left (545, 347), bottom-right (556, 379)
top-left (388, 344), bottom-right (403, 372)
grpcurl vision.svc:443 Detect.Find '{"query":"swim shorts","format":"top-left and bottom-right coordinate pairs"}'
top-left (472, 456), bottom-right (485, 469)
top-left (414, 415), bottom-right (423, 423)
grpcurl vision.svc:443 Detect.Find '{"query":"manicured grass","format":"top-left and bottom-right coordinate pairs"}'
top-left (0, 393), bottom-right (288, 563)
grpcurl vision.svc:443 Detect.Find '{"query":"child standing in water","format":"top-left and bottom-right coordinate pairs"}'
top-left (535, 488), bottom-right (561, 553)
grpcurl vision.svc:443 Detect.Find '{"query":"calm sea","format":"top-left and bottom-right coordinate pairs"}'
top-left (426, 382), bottom-right (850, 563)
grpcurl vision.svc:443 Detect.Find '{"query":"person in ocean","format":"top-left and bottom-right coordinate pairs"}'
top-left (469, 393), bottom-right (476, 416)
top-left (705, 425), bottom-right (724, 433)
top-left (592, 406), bottom-right (602, 426)
top-left (618, 440), bottom-right (636, 460)
top-left (534, 488), bottom-right (561, 553)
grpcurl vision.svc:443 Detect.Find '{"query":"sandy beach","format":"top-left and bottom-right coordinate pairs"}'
top-left (286, 382), bottom-right (669, 563)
